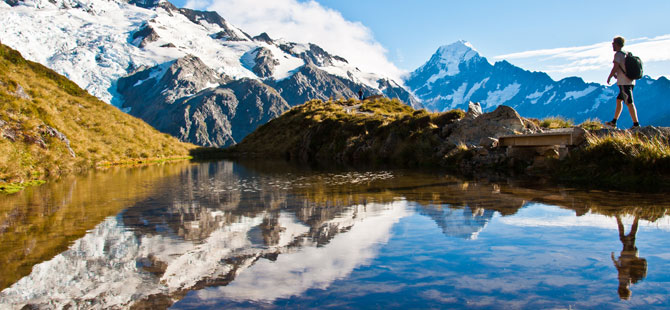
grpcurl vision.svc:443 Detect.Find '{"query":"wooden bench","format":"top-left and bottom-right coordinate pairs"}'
top-left (498, 127), bottom-right (587, 160)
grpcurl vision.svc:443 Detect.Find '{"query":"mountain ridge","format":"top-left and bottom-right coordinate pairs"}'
top-left (406, 41), bottom-right (670, 127)
top-left (1, 0), bottom-right (420, 147)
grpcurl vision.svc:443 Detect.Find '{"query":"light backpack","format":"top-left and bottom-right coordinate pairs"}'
top-left (619, 51), bottom-right (643, 80)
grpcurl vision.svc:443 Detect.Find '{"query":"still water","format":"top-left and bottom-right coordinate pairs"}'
top-left (1, 160), bottom-right (669, 309)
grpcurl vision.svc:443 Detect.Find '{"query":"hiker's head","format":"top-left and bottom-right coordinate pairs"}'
top-left (612, 36), bottom-right (625, 50)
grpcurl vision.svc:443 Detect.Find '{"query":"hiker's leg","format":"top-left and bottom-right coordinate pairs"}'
top-left (624, 86), bottom-right (638, 124)
top-left (626, 103), bottom-right (638, 123)
top-left (613, 86), bottom-right (626, 121)
top-left (614, 98), bottom-right (624, 120)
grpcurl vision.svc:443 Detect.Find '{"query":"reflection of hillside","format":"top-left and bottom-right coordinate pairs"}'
top-left (0, 162), bottom-right (193, 290)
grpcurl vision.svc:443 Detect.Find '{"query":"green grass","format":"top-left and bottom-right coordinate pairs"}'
top-left (0, 180), bottom-right (45, 194)
top-left (0, 43), bottom-right (196, 190)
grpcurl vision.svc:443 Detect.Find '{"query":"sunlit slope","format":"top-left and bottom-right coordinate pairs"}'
top-left (0, 43), bottom-right (195, 183)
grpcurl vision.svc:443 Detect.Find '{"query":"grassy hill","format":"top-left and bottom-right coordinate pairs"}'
top-left (0, 43), bottom-right (195, 189)
top-left (226, 98), bottom-right (464, 166)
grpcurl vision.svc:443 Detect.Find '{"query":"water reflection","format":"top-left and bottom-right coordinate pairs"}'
top-left (420, 206), bottom-right (495, 239)
top-left (0, 160), bottom-right (669, 309)
top-left (612, 215), bottom-right (647, 300)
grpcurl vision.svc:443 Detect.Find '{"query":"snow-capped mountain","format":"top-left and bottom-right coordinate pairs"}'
top-left (406, 41), bottom-right (670, 127)
top-left (0, 0), bottom-right (419, 147)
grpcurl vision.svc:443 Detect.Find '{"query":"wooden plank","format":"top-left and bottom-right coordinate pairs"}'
top-left (499, 134), bottom-right (572, 146)
top-left (498, 128), bottom-right (586, 147)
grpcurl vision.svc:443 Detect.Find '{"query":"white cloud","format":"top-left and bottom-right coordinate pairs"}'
top-left (493, 35), bottom-right (670, 83)
top-left (203, 0), bottom-right (404, 80)
top-left (184, 0), bottom-right (210, 10)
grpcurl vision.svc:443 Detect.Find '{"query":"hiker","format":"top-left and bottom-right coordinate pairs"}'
top-left (606, 36), bottom-right (640, 129)
top-left (611, 215), bottom-right (647, 300)
top-left (358, 89), bottom-right (364, 101)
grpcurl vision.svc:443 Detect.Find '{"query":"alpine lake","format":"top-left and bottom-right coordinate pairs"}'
top-left (1, 159), bottom-right (669, 309)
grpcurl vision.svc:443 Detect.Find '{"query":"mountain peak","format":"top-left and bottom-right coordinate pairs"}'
top-left (435, 40), bottom-right (479, 64)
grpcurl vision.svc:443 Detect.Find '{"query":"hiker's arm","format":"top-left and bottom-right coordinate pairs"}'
top-left (607, 63), bottom-right (617, 85)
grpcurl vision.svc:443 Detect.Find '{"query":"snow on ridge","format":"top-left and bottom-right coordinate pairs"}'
top-left (525, 85), bottom-right (554, 104)
top-left (0, 0), bottom-right (402, 106)
top-left (562, 86), bottom-right (597, 101)
top-left (483, 83), bottom-right (521, 109)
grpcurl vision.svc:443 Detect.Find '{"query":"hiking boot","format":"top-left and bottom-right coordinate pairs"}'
top-left (630, 123), bottom-right (640, 130)
top-left (604, 120), bottom-right (617, 128)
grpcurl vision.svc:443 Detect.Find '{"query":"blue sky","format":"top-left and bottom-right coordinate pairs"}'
top-left (173, 0), bottom-right (670, 83)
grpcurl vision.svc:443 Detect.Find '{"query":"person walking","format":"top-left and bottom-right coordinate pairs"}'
top-left (358, 89), bottom-right (364, 101)
top-left (606, 36), bottom-right (640, 129)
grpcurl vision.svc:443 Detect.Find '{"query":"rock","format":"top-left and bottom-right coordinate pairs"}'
top-left (253, 32), bottom-right (274, 44)
top-left (44, 126), bottom-right (76, 157)
top-left (171, 4), bottom-right (252, 41)
top-left (447, 105), bottom-right (538, 147)
top-left (250, 47), bottom-right (279, 78)
top-left (2, 127), bottom-right (16, 142)
top-left (479, 137), bottom-right (498, 149)
top-left (14, 84), bottom-right (32, 100)
top-left (131, 24), bottom-right (160, 48)
top-left (465, 101), bottom-right (482, 120)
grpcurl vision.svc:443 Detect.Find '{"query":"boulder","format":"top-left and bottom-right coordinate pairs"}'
top-left (465, 101), bottom-right (482, 120)
top-left (447, 105), bottom-right (538, 147)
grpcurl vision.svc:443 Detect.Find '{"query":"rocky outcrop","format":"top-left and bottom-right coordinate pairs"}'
top-left (156, 1), bottom-right (251, 42)
top-left (446, 105), bottom-right (540, 147)
top-left (131, 24), bottom-right (160, 48)
top-left (279, 42), bottom-right (347, 66)
top-left (271, 63), bottom-right (362, 105)
top-left (252, 32), bottom-right (274, 44)
top-left (3, 0), bottom-right (20, 7)
top-left (249, 47), bottom-right (279, 78)
top-left (43, 125), bottom-right (75, 157)
top-left (127, 0), bottom-right (160, 9)
top-left (118, 54), bottom-right (228, 110)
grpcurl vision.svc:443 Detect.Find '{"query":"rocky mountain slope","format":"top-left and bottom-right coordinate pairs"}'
top-left (406, 41), bottom-right (670, 128)
top-left (1, 0), bottom-right (420, 147)
top-left (0, 43), bottom-right (194, 184)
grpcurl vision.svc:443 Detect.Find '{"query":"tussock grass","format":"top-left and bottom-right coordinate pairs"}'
top-left (0, 43), bottom-right (196, 187)
top-left (556, 131), bottom-right (670, 190)
top-left (539, 116), bottom-right (574, 129)
top-left (579, 118), bottom-right (604, 130)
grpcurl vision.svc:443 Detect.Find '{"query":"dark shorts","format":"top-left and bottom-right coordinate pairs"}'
top-left (617, 85), bottom-right (634, 105)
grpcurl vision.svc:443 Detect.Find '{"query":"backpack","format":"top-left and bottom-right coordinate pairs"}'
top-left (620, 51), bottom-right (643, 80)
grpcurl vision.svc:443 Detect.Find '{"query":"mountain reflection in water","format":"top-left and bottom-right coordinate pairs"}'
top-left (1, 160), bottom-right (669, 309)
